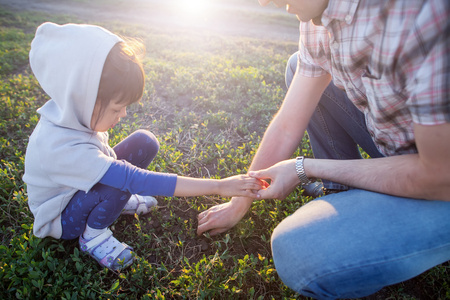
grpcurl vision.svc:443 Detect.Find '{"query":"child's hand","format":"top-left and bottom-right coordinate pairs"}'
top-left (218, 175), bottom-right (266, 198)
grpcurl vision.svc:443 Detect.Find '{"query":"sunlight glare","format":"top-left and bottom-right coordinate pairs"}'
top-left (175, 0), bottom-right (211, 19)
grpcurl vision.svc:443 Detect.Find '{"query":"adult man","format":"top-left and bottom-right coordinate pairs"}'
top-left (197, 0), bottom-right (450, 298)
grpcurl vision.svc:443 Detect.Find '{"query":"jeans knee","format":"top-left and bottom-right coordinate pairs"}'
top-left (271, 227), bottom-right (335, 299)
top-left (271, 222), bottom-right (310, 294)
top-left (271, 205), bottom-right (344, 299)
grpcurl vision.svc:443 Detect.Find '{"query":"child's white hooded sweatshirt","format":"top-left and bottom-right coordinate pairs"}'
top-left (24, 23), bottom-right (122, 239)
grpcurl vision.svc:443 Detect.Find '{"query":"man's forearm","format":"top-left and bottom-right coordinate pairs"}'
top-left (306, 154), bottom-right (450, 201)
top-left (241, 73), bottom-right (332, 204)
top-left (248, 121), bottom-right (303, 172)
top-left (249, 73), bottom-right (331, 172)
top-left (231, 115), bottom-right (305, 207)
top-left (306, 122), bottom-right (450, 202)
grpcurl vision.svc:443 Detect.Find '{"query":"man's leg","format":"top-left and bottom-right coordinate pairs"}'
top-left (271, 190), bottom-right (450, 299)
top-left (286, 53), bottom-right (383, 191)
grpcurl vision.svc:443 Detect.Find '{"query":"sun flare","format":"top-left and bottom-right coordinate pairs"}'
top-left (182, 0), bottom-right (209, 13)
top-left (175, 0), bottom-right (211, 18)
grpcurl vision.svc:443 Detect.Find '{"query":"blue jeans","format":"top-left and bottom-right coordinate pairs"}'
top-left (61, 130), bottom-right (159, 240)
top-left (272, 52), bottom-right (450, 299)
top-left (272, 190), bottom-right (450, 299)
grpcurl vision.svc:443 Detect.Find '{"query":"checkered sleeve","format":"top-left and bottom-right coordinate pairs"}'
top-left (297, 22), bottom-right (331, 78)
top-left (407, 0), bottom-right (450, 125)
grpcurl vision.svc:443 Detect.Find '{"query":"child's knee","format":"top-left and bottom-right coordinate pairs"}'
top-left (135, 130), bottom-right (159, 151)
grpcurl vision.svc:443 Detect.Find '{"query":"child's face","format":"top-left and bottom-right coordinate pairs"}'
top-left (90, 100), bottom-right (127, 132)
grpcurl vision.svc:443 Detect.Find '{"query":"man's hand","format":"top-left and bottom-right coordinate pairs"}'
top-left (197, 196), bottom-right (253, 236)
top-left (249, 159), bottom-right (300, 200)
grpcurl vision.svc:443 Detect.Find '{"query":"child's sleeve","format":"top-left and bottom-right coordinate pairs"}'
top-left (98, 160), bottom-right (177, 196)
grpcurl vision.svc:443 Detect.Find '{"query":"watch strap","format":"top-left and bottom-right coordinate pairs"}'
top-left (295, 156), bottom-right (314, 185)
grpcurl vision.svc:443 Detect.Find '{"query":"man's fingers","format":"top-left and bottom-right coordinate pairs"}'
top-left (241, 189), bottom-right (260, 199)
top-left (255, 188), bottom-right (272, 200)
top-left (197, 215), bottom-right (214, 235)
top-left (197, 211), bottom-right (206, 220)
top-left (197, 204), bottom-right (220, 220)
top-left (197, 220), bottom-right (229, 236)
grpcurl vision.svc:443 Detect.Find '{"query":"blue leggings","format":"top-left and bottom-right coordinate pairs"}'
top-left (61, 130), bottom-right (159, 240)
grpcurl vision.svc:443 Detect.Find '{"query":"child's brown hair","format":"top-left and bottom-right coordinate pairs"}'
top-left (93, 40), bottom-right (145, 126)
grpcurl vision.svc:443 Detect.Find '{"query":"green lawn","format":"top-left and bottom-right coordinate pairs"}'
top-left (0, 3), bottom-right (449, 299)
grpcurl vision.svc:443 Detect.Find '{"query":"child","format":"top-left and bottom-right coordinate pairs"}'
top-left (23, 22), bottom-right (263, 271)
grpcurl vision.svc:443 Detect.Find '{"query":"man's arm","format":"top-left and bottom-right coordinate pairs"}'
top-left (313, 122), bottom-right (450, 201)
top-left (252, 122), bottom-right (450, 202)
top-left (248, 73), bottom-right (332, 180)
top-left (197, 72), bottom-right (332, 235)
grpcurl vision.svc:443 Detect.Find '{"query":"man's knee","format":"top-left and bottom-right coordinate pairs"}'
top-left (270, 199), bottom-right (350, 298)
top-left (271, 218), bottom-right (343, 299)
top-left (271, 214), bottom-right (315, 295)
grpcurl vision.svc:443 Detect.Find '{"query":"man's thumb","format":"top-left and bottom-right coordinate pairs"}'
top-left (248, 170), bottom-right (265, 179)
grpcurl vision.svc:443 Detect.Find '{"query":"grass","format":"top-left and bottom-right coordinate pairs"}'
top-left (0, 3), bottom-right (449, 299)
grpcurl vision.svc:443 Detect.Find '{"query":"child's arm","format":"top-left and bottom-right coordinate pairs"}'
top-left (100, 160), bottom-right (264, 198)
top-left (173, 175), bottom-right (263, 198)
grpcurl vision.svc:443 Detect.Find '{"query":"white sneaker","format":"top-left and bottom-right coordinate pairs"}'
top-left (122, 195), bottom-right (157, 215)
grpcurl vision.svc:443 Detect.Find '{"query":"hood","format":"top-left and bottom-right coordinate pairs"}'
top-left (29, 22), bottom-right (122, 132)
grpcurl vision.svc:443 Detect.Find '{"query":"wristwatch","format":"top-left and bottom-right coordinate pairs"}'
top-left (295, 156), bottom-right (314, 185)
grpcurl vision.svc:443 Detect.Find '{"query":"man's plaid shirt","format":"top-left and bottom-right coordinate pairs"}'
top-left (297, 0), bottom-right (449, 156)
